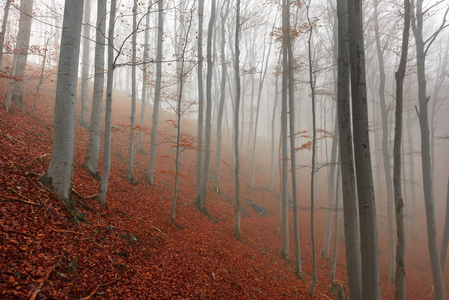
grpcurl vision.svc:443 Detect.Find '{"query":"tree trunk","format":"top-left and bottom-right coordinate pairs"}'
top-left (6, 0), bottom-right (34, 111)
top-left (147, 0), bottom-right (164, 185)
top-left (194, 0), bottom-right (205, 211)
top-left (199, 0), bottom-right (217, 210)
top-left (97, 0), bottom-right (116, 206)
top-left (440, 174), bottom-right (449, 273)
top-left (336, 0), bottom-right (363, 297)
top-left (234, 0), bottom-right (241, 240)
top-left (84, 0), bottom-right (106, 181)
top-left (270, 53), bottom-right (282, 192)
top-left (126, 0), bottom-right (138, 184)
top-left (39, 0), bottom-right (84, 208)
top-left (137, 9), bottom-right (151, 154)
top-left (411, 1), bottom-right (446, 298)
top-left (373, 0), bottom-right (395, 288)
top-left (393, 1), bottom-right (410, 298)
top-left (79, 0), bottom-right (91, 128)
top-left (0, 0), bottom-right (12, 68)
top-left (347, 0), bottom-right (381, 298)
top-left (331, 163), bottom-right (341, 280)
top-left (280, 0), bottom-right (289, 262)
top-left (214, 0), bottom-right (230, 192)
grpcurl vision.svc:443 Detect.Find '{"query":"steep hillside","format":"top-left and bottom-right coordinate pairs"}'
top-left (0, 75), bottom-right (447, 299)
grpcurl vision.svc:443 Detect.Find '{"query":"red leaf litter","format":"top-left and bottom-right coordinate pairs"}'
top-left (1, 71), bottom-right (448, 299)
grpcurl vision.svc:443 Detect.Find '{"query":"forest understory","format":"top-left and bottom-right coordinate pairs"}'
top-left (0, 74), bottom-right (448, 299)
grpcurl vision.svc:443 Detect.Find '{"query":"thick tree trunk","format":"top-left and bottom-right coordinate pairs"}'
top-left (0, 0), bottom-right (11, 68)
top-left (40, 0), bottom-right (84, 208)
top-left (126, 0), bottom-right (138, 184)
top-left (147, 0), bottom-right (164, 185)
top-left (440, 174), bottom-right (449, 272)
top-left (336, 0), bottom-right (363, 297)
top-left (6, 0), bottom-right (34, 111)
top-left (331, 163), bottom-right (341, 280)
top-left (97, 0), bottom-right (116, 206)
top-left (79, 0), bottom-right (91, 128)
top-left (411, 1), bottom-right (446, 298)
top-left (84, 0), bottom-right (106, 181)
top-left (347, 0), bottom-right (381, 298)
top-left (392, 1), bottom-right (410, 298)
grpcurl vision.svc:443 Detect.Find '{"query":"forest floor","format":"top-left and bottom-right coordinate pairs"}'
top-left (0, 73), bottom-right (448, 299)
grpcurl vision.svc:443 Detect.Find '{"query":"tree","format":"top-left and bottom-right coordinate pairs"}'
top-left (84, 0), bottom-right (107, 180)
top-left (194, 0), bottom-right (206, 212)
top-left (348, 0), bottom-right (381, 297)
top-left (6, 0), bottom-right (34, 111)
top-left (98, 0), bottom-right (117, 205)
top-left (336, 0), bottom-right (363, 297)
top-left (234, 0), bottom-right (242, 240)
top-left (126, 0), bottom-right (138, 184)
top-left (411, 1), bottom-right (447, 298)
top-left (79, 0), bottom-right (91, 128)
top-left (373, 0), bottom-right (395, 287)
top-left (393, 0), bottom-right (410, 298)
top-left (147, 0), bottom-right (164, 185)
top-left (441, 174), bottom-right (449, 273)
top-left (213, 0), bottom-right (231, 192)
top-left (279, 0), bottom-right (290, 262)
top-left (39, 0), bottom-right (85, 209)
top-left (0, 0), bottom-right (12, 68)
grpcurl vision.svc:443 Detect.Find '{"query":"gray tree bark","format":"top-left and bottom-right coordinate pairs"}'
top-left (39, 0), bottom-right (84, 209)
top-left (392, 0), bottom-right (410, 298)
top-left (0, 0), bottom-right (12, 68)
top-left (97, 0), bottom-right (117, 206)
top-left (147, 0), bottom-right (164, 185)
top-left (336, 0), bottom-right (363, 297)
top-left (347, 0), bottom-right (381, 298)
top-left (411, 1), bottom-right (446, 298)
top-left (234, 0), bottom-right (242, 240)
top-left (84, 0), bottom-right (106, 181)
top-left (126, 0), bottom-right (138, 184)
top-left (6, 0), bottom-right (34, 111)
top-left (440, 174), bottom-right (449, 273)
top-left (213, 0), bottom-right (230, 192)
top-left (79, 0), bottom-right (91, 128)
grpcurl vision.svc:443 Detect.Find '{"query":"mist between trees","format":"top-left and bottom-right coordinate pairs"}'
top-left (1, 0), bottom-right (449, 298)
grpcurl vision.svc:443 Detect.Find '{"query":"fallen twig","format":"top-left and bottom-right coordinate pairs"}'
top-left (80, 285), bottom-right (100, 300)
top-left (2, 195), bottom-right (37, 206)
top-left (29, 258), bottom-right (61, 300)
top-left (152, 226), bottom-right (168, 239)
top-left (49, 227), bottom-right (85, 235)
top-left (72, 189), bottom-right (98, 200)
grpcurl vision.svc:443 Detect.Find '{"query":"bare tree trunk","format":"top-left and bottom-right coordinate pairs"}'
top-left (373, 0), bottom-right (395, 288)
top-left (84, 0), bottom-right (106, 181)
top-left (441, 174), bottom-right (449, 273)
top-left (270, 53), bottom-right (281, 193)
top-left (234, 0), bottom-right (241, 240)
top-left (0, 0), bottom-right (11, 68)
top-left (347, 0), bottom-right (381, 298)
top-left (194, 0), bottom-right (206, 211)
top-left (337, 0), bottom-right (362, 297)
top-left (79, 0), bottom-right (91, 128)
top-left (199, 0), bottom-right (217, 210)
top-left (280, 0), bottom-right (289, 262)
top-left (306, 1), bottom-right (317, 294)
top-left (137, 7), bottom-right (151, 154)
top-left (6, 0), bottom-right (34, 111)
top-left (331, 163), bottom-right (341, 280)
top-left (392, 1), bottom-right (410, 298)
top-left (147, 0), bottom-right (164, 185)
top-left (98, 0), bottom-right (116, 206)
top-left (214, 0), bottom-right (230, 192)
top-left (32, 37), bottom-right (51, 115)
top-left (411, 1), bottom-right (446, 298)
top-left (126, 0), bottom-right (138, 184)
top-left (39, 0), bottom-right (84, 209)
